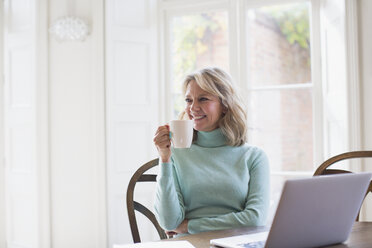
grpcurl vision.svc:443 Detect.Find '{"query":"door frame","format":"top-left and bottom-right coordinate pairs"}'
top-left (0, 0), bottom-right (6, 245)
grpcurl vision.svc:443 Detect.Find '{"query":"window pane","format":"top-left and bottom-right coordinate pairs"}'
top-left (246, 3), bottom-right (311, 87)
top-left (248, 89), bottom-right (314, 171)
top-left (170, 11), bottom-right (229, 118)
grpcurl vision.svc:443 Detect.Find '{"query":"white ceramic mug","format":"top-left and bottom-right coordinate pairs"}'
top-left (170, 120), bottom-right (194, 148)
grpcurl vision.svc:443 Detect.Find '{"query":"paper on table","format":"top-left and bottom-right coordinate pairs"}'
top-left (113, 240), bottom-right (195, 248)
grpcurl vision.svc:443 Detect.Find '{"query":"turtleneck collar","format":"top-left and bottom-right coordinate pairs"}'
top-left (195, 128), bottom-right (227, 148)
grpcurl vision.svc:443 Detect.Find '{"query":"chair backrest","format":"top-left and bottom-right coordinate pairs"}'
top-left (126, 158), bottom-right (167, 243)
top-left (313, 151), bottom-right (372, 221)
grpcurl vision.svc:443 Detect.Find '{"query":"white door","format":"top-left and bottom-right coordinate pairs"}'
top-left (3, 0), bottom-right (49, 247)
top-left (3, 0), bottom-right (39, 247)
top-left (105, 0), bottom-right (160, 246)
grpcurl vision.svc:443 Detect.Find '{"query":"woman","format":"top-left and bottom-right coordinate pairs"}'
top-left (153, 67), bottom-right (270, 235)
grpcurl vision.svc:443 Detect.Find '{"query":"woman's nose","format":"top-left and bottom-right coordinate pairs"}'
top-left (190, 101), bottom-right (200, 111)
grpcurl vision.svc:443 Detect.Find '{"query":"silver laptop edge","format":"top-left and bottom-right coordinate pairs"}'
top-left (210, 172), bottom-right (372, 248)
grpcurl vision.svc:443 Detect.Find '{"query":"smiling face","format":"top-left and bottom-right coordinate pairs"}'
top-left (185, 80), bottom-right (225, 132)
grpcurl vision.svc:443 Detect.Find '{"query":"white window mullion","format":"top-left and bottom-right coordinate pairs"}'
top-left (319, 0), bottom-right (349, 159)
top-left (237, 0), bottom-right (249, 97)
top-left (309, 0), bottom-right (324, 167)
top-left (345, 0), bottom-right (361, 153)
top-left (228, 0), bottom-right (240, 84)
top-left (162, 10), bottom-right (173, 122)
top-left (250, 83), bottom-right (313, 91)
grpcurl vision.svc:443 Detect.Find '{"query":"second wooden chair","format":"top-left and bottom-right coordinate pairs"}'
top-left (313, 151), bottom-right (372, 221)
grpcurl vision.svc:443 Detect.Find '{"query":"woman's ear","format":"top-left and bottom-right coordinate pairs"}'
top-left (222, 106), bottom-right (228, 114)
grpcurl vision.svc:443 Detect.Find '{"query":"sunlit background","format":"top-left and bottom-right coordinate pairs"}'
top-left (169, 2), bottom-right (313, 219)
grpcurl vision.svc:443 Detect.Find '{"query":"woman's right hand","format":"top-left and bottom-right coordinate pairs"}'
top-left (153, 125), bottom-right (171, 162)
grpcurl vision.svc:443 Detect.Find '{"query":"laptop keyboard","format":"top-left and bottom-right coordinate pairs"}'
top-left (237, 241), bottom-right (266, 248)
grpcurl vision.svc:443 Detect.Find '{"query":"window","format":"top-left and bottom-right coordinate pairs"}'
top-left (245, 2), bottom-right (313, 213)
top-left (246, 3), bottom-right (313, 170)
top-left (162, 0), bottom-right (323, 220)
top-left (169, 9), bottom-right (229, 118)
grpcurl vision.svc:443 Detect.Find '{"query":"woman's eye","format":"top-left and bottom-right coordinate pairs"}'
top-left (185, 98), bottom-right (192, 103)
top-left (199, 97), bottom-right (208, 101)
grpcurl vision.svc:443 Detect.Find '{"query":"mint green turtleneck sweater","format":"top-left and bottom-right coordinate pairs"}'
top-left (154, 128), bottom-right (270, 234)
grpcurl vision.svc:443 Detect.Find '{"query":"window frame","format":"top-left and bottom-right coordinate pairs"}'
top-left (159, 0), bottom-right (361, 174)
top-left (243, 0), bottom-right (321, 175)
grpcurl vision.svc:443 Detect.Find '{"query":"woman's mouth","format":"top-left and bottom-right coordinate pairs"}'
top-left (193, 115), bottom-right (206, 121)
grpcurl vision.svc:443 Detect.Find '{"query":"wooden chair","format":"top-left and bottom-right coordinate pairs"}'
top-left (313, 151), bottom-right (372, 221)
top-left (126, 158), bottom-right (168, 243)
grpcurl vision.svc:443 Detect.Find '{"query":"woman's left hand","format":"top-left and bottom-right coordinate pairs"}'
top-left (168, 219), bottom-right (189, 234)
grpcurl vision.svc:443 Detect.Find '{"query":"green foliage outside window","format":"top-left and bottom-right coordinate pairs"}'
top-left (170, 4), bottom-right (310, 117)
top-left (172, 12), bottom-right (227, 117)
top-left (262, 3), bottom-right (310, 49)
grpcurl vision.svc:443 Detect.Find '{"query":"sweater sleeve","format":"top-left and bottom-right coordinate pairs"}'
top-left (187, 149), bottom-right (270, 234)
top-left (154, 160), bottom-right (186, 231)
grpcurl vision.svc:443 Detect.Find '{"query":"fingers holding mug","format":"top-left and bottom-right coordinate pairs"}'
top-left (153, 125), bottom-right (171, 162)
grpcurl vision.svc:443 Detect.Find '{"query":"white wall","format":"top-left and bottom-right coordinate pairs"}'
top-left (48, 0), bottom-right (106, 247)
top-left (0, 1), bottom-right (6, 247)
top-left (359, 0), bottom-right (372, 220)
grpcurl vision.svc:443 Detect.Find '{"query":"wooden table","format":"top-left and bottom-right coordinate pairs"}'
top-left (167, 222), bottom-right (372, 248)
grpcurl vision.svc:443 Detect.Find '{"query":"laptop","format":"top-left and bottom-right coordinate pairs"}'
top-left (210, 172), bottom-right (372, 248)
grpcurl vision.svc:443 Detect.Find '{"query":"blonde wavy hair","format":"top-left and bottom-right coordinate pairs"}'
top-left (179, 67), bottom-right (247, 146)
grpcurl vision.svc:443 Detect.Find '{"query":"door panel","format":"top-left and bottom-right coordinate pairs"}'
top-left (106, 0), bottom-right (160, 245)
top-left (4, 0), bottom-right (39, 247)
